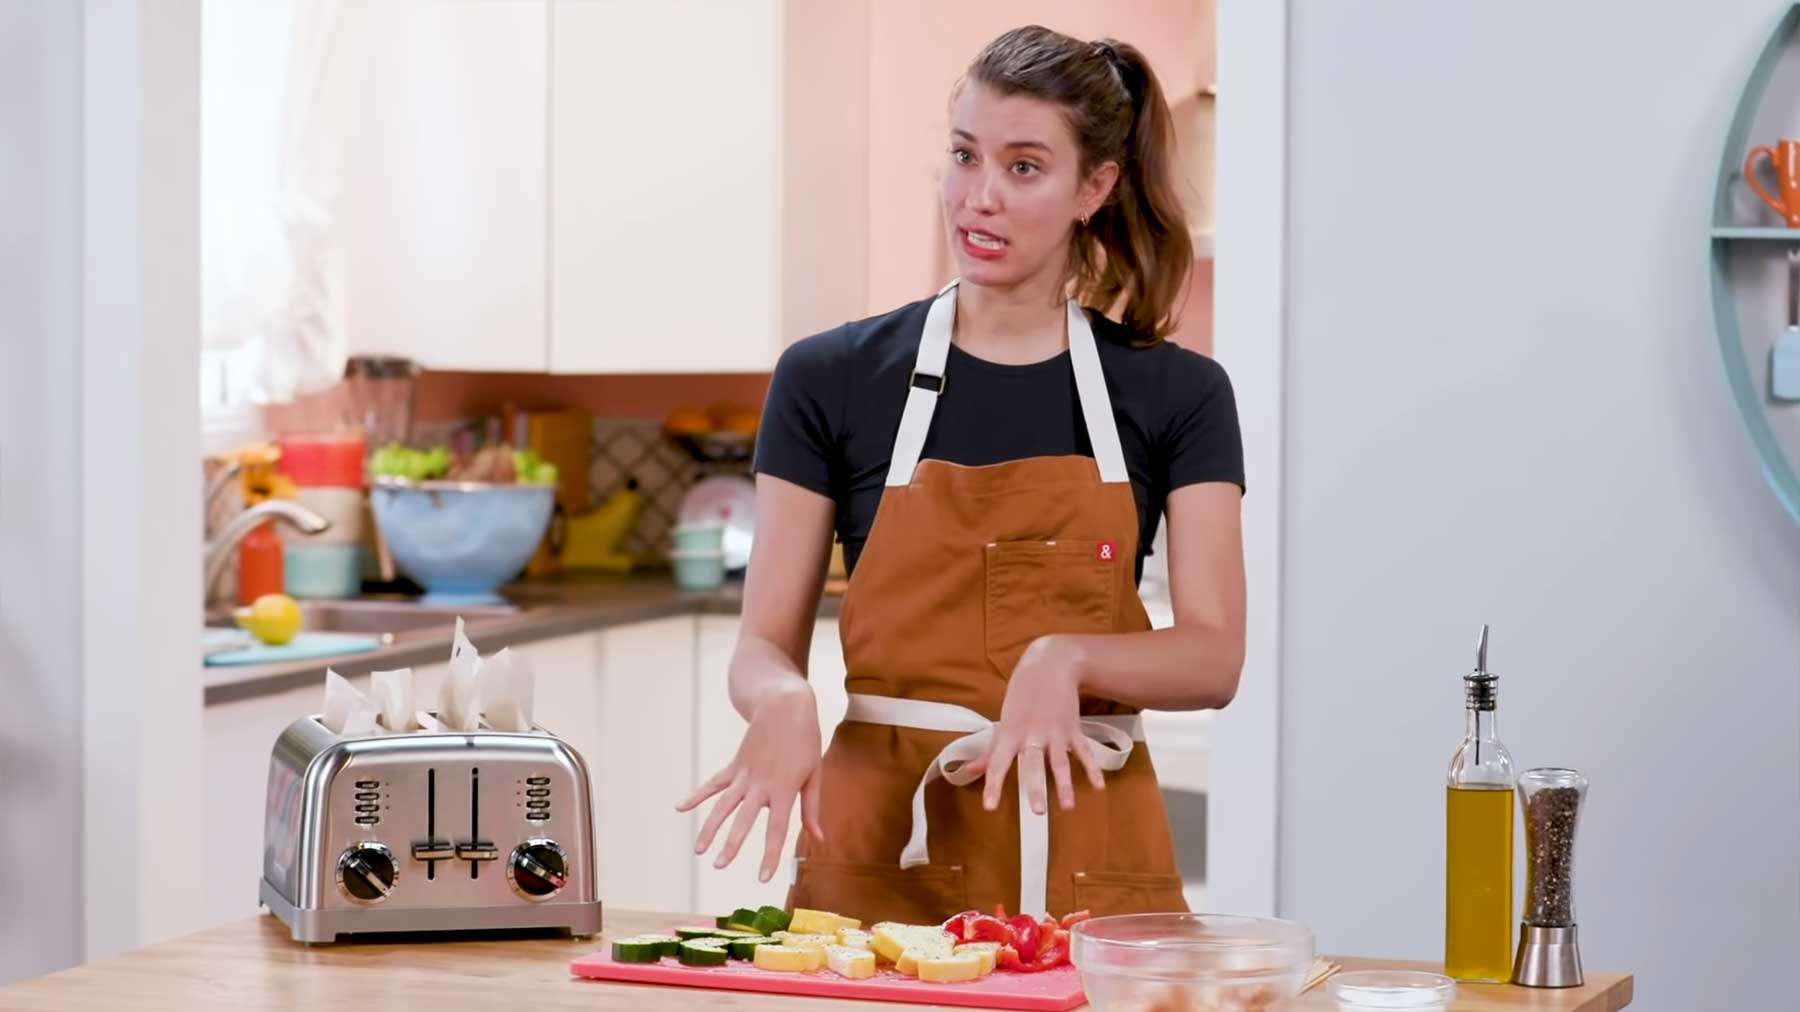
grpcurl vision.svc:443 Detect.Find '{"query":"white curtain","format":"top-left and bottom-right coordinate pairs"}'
top-left (201, 0), bottom-right (391, 406)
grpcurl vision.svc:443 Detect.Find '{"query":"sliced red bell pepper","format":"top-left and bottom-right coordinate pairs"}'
top-left (979, 910), bottom-right (1084, 972)
top-left (1007, 914), bottom-right (1043, 958)
top-left (1003, 937), bottom-right (1070, 973)
top-left (941, 910), bottom-right (982, 940)
top-left (965, 915), bottom-right (1016, 946)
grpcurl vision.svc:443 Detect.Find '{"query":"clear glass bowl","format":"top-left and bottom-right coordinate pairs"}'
top-left (1070, 913), bottom-right (1315, 1011)
top-left (1326, 970), bottom-right (1457, 1010)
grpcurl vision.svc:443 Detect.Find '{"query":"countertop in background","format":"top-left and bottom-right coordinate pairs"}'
top-left (202, 574), bottom-right (840, 705)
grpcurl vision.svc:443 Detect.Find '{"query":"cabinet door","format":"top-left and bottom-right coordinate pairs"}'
top-left (506, 630), bottom-right (606, 798)
top-left (549, 0), bottom-right (781, 373)
top-left (346, 0), bottom-right (548, 370)
top-left (591, 616), bottom-right (698, 912)
top-left (691, 616), bottom-right (762, 911)
top-left (691, 615), bottom-right (846, 914)
top-left (204, 682), bottom-right (324, 927)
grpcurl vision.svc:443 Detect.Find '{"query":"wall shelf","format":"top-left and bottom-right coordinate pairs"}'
top-left (1707, 2), bottom-right (1800, 525)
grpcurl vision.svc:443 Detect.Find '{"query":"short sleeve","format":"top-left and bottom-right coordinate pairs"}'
top-left (751, 327), bottom-right (847, 498)
top-left (1162, 352), bottom-right (1246, 495)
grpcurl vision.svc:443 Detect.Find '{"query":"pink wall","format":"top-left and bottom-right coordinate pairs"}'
top-left (864, 1), bottom-right (1214, 350)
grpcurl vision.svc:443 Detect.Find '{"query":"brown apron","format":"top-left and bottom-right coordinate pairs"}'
top-left (787, 281), bottom-right (1189, 924)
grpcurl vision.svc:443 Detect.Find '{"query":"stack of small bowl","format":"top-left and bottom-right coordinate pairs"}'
top-left (277, 434), bottom-right (367, 598)
top-left (669, 521), bottom-right (726, 590)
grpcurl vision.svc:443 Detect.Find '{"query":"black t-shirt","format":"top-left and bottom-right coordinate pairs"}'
top-left (751, 296), bottom-right (1245, 583)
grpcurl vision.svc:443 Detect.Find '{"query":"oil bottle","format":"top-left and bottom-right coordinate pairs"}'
top-left (1445, 624), bottom-right (1515, 981)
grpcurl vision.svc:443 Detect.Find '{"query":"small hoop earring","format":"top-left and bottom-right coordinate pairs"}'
top-left (1079, 213), bottom-right (1090, 227)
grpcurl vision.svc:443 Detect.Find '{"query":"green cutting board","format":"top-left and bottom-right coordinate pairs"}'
top-left (203, 629), bottom-right (381, 666)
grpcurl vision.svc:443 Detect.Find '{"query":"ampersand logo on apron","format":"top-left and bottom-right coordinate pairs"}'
top-left (1097, 541), bottom-right (1117, 562)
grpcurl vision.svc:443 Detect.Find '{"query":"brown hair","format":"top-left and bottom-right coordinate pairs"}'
top-left (967, 25), bottom-right (1193, 340)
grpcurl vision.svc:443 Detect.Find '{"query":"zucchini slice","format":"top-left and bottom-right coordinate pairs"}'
top-left (677, 937), bottom-right (731, 967)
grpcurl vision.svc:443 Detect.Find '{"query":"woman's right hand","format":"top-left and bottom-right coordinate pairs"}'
top-left (681, 472), bottom-right (837, 883)
top-left (676, 677), bottom-right (826, 883)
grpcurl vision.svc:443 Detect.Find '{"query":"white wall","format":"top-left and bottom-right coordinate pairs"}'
top-left (1206, 0), bottom-right (1287, 918)
top-left (81, 0), bottom-right (207, 961)
top-left (0, 0), bottom-right (205, 983)
top-left (0, 0), bottom-right (88, 984)
top-left (1281, 3), bottom-right (1800, 1010)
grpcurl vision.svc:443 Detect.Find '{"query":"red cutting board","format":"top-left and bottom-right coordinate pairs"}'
top-left (569, 949), bottom-right (1086, 1011)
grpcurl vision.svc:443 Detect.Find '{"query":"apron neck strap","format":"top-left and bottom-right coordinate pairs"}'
top-left (884, 280), bottom-right (1130, 487)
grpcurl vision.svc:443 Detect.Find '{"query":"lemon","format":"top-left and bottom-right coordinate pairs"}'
top-left (235, 593), bottom-right (303, 645)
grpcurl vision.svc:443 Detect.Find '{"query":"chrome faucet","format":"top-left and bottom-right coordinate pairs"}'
top-left (202, 461), bottom-right (332, 592)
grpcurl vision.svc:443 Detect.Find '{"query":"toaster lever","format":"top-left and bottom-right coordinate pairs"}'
top-left (411, 840), bottom-right (456, 862)
top-left (456, 840), bottom-right (500, 861)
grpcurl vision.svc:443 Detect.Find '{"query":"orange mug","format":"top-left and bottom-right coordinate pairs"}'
top-left (1746, 139), bottom-right (1800, 227)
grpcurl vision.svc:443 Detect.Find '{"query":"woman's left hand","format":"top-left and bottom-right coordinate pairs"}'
top-left (964, 635), bottom-right (1108, 814)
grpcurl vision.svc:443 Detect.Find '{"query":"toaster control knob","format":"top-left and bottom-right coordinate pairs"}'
top-left (506, 838), bottom-right (568, 899)
top-left (337, 843), bottom-right (396, 903)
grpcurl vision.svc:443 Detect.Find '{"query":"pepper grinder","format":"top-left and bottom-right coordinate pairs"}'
top-left (1512, 767), bottom-right (1588, 987)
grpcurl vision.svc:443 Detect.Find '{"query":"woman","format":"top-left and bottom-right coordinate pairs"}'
top-left (676, 25), bottom-right (1246, 924)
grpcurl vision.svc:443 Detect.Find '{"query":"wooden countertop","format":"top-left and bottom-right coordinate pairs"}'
top-left (1295, 956), bottom-right (1629, 1011)
top-left (0, 909), bottom-right (1631, 1012)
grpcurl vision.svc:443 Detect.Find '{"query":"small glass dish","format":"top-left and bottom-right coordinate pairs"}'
top-left (1326, 970), bottom-right (1457, 1010)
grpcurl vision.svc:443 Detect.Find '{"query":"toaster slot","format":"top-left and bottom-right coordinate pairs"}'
top-left (412, 768), bottom-right (453, 879)
top-left (462, 767), bottom-right (496, 878)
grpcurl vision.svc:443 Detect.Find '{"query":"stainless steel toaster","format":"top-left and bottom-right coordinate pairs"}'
top-left (259, 714), bottom-right (603, 943)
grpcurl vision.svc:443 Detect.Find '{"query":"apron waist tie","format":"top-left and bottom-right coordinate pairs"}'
top-left (842, 692), bottom-right (1144, 917)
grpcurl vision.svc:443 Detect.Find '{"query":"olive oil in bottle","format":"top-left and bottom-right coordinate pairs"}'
top-left (1445, 625), bottom-right (1515, 982)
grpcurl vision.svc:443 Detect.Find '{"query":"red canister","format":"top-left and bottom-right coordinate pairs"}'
top-left (277, 434), bottom-right (366, 488)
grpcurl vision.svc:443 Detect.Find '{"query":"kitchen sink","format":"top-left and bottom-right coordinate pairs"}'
top-left (204, 597), bottom-right (524, 642)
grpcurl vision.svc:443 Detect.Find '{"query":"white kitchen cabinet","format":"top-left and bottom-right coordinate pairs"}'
top-left (691, 614), bottom-right (846, 914)
top-left (204, 680), bottom-right (322, 928)
top-left (345, 0), bottom-right (549, 371)
top-left (588, 615), bottom-right (699, 912)
top-left (547, 0), bottom-right (868, 373)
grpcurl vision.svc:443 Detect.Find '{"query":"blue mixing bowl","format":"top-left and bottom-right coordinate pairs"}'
top-left (370, 480), bottom-right (554, 603)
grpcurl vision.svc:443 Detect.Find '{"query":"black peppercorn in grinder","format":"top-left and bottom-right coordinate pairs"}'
top-left (1512, 767), bottom-right (1588, 987)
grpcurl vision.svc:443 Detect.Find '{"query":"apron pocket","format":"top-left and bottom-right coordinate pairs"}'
top-left (1072, 869), bottom-right (1191, 917)
top-left (789, 857), bottom-right (968, 926)
top-left (985, 539), bottom-right (1118, 678)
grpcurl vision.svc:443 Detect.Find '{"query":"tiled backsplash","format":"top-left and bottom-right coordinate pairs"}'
top-left (586, 419), bottom-right (748, 556)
